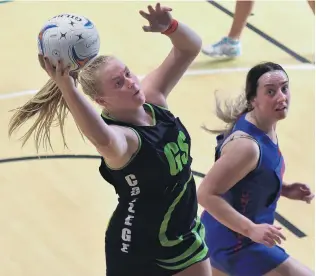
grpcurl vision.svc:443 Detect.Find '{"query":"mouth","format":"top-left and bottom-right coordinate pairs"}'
top-left (275, 106), bottom-right (287, 111)
top-left (134, 90), bottom-right (140, 96)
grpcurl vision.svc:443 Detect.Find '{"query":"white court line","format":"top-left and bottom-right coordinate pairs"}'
top-left (0, 63), bottom-right (314, 100)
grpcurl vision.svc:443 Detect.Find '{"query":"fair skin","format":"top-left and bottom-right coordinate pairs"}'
top-left (227, 0), bottom-right (254, 40)
top-left (41, 3), bottom-right (203, 170)
top-left (308, 0), bottom-right (315, 13)
top-left (198, 70), bottom-right (314, 276)
top-left (41, 3), bottom-right (212, 275)
top-left (222, 0), bottom-right (313, 41)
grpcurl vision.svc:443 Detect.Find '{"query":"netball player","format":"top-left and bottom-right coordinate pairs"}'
top-left (197, 62), bottom-right (314, 276)
top-left (9, 3), bottom-right (212, 276)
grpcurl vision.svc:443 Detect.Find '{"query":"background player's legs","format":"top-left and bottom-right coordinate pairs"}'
top-left (201, 0), bottom-right (254, 57)
top-left (263, 257), bottom-right (314, 276)
top-left (227, 0), bottom-right (254, 40)
top-left (307, 0), bottom-right (315, 13)
top-left (174, 259), bottom-right (212, 276)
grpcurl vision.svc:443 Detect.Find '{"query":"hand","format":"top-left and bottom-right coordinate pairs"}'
top-left (41, 55), bottom-right (75, 92)
top-left (282, 183), bottom-right (314, 203)
top-left (139, 3), bottom-right (173, 33)
top-left (247, 223), bottom-right (286, 247)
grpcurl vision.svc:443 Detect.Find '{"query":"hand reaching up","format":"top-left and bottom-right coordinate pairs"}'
top-left (139, 3), bottom-right (173, 33)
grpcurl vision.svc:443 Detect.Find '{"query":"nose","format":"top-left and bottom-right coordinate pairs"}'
top-left (126, 78), bottom-right (135, 89)
top-left (277, 90), bottom-right (287, 103)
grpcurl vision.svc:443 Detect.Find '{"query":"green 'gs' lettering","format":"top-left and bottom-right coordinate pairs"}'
top-left (164, 131), bottom-right (189, 176)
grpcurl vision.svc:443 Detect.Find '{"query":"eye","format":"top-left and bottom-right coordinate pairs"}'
top-left (115, 79), bottom-right (123, 88)
top-left (282, 85), bottom-right (288, 93)
top-left (267, 89), bottom-right (275, 96)
top-left (125, 70), bottom-right (131, 78)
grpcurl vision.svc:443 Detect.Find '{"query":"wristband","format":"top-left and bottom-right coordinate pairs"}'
top-left (161, 19), bottom-right (179, 35)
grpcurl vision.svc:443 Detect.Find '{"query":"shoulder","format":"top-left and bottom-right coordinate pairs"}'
top-left (221, 131), bottom-right (260, 163)
top-left (100, 125), bottom-right (141, 170)
top-left (109, 124), bottom-right (140, 143)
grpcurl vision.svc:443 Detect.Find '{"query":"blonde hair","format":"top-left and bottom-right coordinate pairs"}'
top-left (202, 91), bottom-right (249, 136)
top-left (8, 55), bottom-right (112, 152)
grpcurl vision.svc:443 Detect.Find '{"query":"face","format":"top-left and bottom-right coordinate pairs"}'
top-left (251, 70), bottom-right (290, 121)
top-left (95, 58), bottom-right (145, 111)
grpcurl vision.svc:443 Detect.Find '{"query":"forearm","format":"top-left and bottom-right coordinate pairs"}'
top-left (198, 193), bottom-right (255, 237)
top-left (61, 86), bottom-right (113, 147)
top-left (281, 181), bottom-right (290, 196)
top-left (167, 21), bottom-right (202, 54)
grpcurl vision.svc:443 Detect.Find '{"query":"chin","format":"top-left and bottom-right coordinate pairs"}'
top-left (134, 92), bottom-right (146, 105)
top-left (275, 110), bottom-right (288, 120)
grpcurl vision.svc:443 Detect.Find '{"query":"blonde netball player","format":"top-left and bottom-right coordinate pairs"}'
top-left (9, 3), bottom-right (212, 276)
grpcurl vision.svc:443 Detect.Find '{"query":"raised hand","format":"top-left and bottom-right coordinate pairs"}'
top-left (41, 55), bottom-right (75, 91)
top-left (139, 2), bottom-right (173, 33)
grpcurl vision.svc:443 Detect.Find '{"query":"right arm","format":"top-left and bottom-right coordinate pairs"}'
top-left (42, 56), bottom-right (130, 161)
top-left (60, 84), bottom-right (128, 159)
top-left (197, 137), bottom-right (259, 236)
top-left (197, 136), bottom-right (286, 246)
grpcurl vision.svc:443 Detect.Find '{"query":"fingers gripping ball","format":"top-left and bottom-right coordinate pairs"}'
top-left (37, 13), bottom-right (100, 72)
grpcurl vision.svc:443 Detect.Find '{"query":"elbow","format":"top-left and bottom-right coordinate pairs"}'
top-left (174, 36), bottom-right (202, 56)
top-left (187, 37), bottom-right (202, 56)
top-left (197, 185), bottom-right (204, 204)
top-left (197, 185), bottom-right (211, 208)
top-left (191, 32), bottom-right (203, 54)
top-left (197, 184), bottom-right (221, 210)
top-left (196, 36), bottom-right (203, 52)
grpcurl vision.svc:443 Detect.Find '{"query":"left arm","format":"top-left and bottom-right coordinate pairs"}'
top-left (280, 181), bottom-right (290, 196)
top-left (280, 181), bottom-right (314, 203)
top-left (140, 4), bottom-right (202, 107)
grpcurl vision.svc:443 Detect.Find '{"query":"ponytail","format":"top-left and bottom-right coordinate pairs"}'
top-left (202, 91), bottom-right (249, 135)
top-left (8, 79), bottom-right (71, 152)
top-left (9, 55), bottom-right (113, 152)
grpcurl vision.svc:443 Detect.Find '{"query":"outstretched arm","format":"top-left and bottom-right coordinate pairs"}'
top-left (139, 3), bottom-right (202, 108)
top-left (42, 57), bottom-right (129, 161)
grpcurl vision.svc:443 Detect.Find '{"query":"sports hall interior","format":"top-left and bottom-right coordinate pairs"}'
top-left (0, 0), bottom-right (314, 275)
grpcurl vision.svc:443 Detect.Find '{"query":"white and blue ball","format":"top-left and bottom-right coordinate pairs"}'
top-left (37, 13), bottom-right (100, 72)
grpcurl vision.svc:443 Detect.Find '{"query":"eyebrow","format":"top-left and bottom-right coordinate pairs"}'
top-left (264, 81), bottom-right (288, 87)
top-left (111, 66), bottom-right (128, 80)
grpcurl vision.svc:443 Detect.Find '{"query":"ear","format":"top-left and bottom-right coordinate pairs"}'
top-left (250, 96), bottom-right (258, 109)
top-left (95, 96), bottom-right (107, 107)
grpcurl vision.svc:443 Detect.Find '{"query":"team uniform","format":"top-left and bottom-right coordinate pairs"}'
top-left (99, 103), bottom-right (209, 276)
top-left (201, 113), bottom-right (289, 276)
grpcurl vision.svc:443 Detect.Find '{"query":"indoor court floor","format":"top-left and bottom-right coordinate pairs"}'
top-left (0, 1), bottom-right (315, 275)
